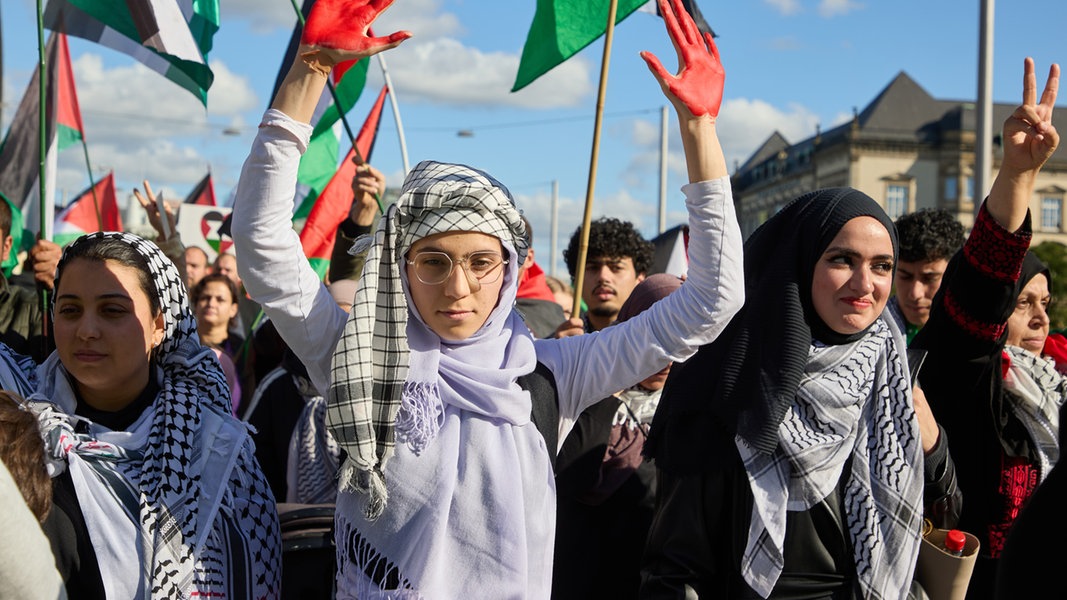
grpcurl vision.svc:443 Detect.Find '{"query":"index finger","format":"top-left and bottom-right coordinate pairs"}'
top-left (132, 188), bottom-right (151, 209)
top-left (1023, 57), bottom-right (1037, 107)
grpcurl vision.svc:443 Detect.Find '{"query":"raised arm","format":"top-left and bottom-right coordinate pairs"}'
top-left (986, 58), bottom-right (1059, 231)
top-left (640, 0), bottom-right (727, 184)
top-left (232, 0), bottom-right (408, 393)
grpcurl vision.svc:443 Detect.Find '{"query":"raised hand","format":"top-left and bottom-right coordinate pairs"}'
top-left (1001, 58), bottom-right (1060, 176)
top-left (133, 180), bottom-right (177, 241)
top-left (301, 0), bottom-right (411, 65)
top-left (640, 0), bottom-right (724, 120)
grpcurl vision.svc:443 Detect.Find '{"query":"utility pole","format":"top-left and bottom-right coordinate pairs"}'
top-left (975, 0), bottom-right (994, 218)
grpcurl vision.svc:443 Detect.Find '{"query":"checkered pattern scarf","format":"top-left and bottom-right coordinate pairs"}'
top-left (328, 160), bottom-right (530, 519)
top-left (31, 232), bottom-right (280, 598)
top-left (736, 317), bottom-right (923, 599)
top-left (1002, 344), bottom-right (1067, 478)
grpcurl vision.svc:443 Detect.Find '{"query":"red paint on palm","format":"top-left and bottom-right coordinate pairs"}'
top-left (641, 0), bottom-right (724, 118)
top-left (301, 0), bottom-right (411, 52)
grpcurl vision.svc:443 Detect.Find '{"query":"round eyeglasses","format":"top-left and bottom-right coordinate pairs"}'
top-left (406, 251), bottom-right (508, 287)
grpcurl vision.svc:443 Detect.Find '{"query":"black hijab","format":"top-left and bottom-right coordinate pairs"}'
top-left (648, 187), bottom-right (898, 471)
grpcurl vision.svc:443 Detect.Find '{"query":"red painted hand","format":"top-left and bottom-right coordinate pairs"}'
top-left (640, 0), bottom-right (724, 119)
top-left (301, 0), bottom-right (411, 59)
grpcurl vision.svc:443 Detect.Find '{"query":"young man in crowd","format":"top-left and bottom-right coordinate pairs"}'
top-left (556, 217), bottom-right (655, 336)
top-left (889, 209), bottom-right (966, 343)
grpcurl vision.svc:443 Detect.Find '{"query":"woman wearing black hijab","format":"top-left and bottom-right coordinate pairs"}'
top-left (641, 186), bottom-right (927, 599)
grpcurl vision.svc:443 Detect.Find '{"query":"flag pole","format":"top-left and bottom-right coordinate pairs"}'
top-left (570, 0), bottom-right (619, 321)
top-left (376, 53), bottom-right (411, 175)
top-left (35, 0), bottom-right (50, 349)
top-left (79, 139), bottom-right (103, 230)
top-left (287, 0), bottom-right (384, 214)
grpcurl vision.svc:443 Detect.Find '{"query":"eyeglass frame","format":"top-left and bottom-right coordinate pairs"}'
top-left (405, 250), bottom-right (509, 288)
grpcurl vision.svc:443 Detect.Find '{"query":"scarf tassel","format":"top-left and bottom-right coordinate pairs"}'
top-left (338, 458), bottom-right (389, 521)
top-left (395, 382), bottom-right (444, 456)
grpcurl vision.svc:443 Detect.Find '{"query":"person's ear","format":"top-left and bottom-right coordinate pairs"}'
top-left (151, 312), bottom-right (165, 348)
top-left (1, 235), bottom-right (12, 264)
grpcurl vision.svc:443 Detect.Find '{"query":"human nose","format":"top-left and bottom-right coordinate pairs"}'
top-left (1033, 303), bottom-right (1051, 327)
top-left (76, 314), bottom-right (100, 340)
top-left (850, 267), bottom-right (874, 294)
top-left (443, 261), bottom-right (476, 297)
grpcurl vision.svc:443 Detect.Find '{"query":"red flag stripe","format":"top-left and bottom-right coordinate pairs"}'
top-left (55, 33), bottom-right (85, 136)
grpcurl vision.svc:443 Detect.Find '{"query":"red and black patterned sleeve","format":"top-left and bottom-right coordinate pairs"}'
top-left (941, 203), bottom-right (1032, 342)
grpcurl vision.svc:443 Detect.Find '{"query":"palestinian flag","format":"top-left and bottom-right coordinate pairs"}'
top-left (512, 0), bottom-right (648, 92)
top-left (0, 33), bottom-right (84, 265)
top-left (44, 0), bottom-right (217, 105)
top-left (183, 173), bottom-right (216, 206)
top-left (300, 85), bottom-right (388, 278)
top-left (54, 172), bottom-right (122, 247)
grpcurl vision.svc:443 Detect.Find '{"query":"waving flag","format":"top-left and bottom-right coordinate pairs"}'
top-left (44, 0), bottom-right (218, 104)
top-left (183, 173), bottom-right (217, 206)
top-left (54, 172), bottom-right (121, 246)
top-left (300, 86), bottom-right (388, 278)
top-left (0, 33), bottom-right (84, 263)
top-left (513, 0), bottom-right (649, 92)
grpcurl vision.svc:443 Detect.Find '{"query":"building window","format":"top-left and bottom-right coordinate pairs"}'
top-left (1042, 197), bottom-right (1062, 232)
top-left (886, 185), bottom-right (909, 220)
top-left (965, 177), bottom-right (975, 200)
top-left (944, 177), bottom-right (958, 201)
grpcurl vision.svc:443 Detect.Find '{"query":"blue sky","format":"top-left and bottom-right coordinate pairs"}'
top-left (3, 0), bottom-right (1065, 276)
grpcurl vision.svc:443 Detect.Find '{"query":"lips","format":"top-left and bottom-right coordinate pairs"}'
top-left (439, 309), bottom-right (473, 321)
top-left (841, 297), bottom-right (873, 309)
top-left (73, 350), bottom-right (106, 362)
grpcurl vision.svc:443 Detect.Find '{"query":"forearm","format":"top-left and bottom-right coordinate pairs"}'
top-left (986, 168), bottom-right (1037, 233)
top-left (678, 115), bottom-right (727, 183)
top-left (270, 48), bottom-right (331, 124)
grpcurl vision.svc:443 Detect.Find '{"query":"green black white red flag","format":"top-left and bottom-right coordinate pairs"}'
top-left (43, 0), bottom-right (218, 104)
top-left (54, 172), bottom-right (121, 246)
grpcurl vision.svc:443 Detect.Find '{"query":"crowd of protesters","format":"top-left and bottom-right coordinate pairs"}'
top-left (0, 0), bottom-right (1061, 598)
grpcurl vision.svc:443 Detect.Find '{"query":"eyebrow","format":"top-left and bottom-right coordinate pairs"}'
top-left (413, 246), bottom-right (499, 256)
top-left (55, 292), bottom-right (134, 302)
top-left (823, 246), bottom-right (894, 261)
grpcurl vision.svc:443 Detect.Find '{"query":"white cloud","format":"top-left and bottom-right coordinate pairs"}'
top-left (375, 0), bottom-right (464, 40)
top-left (716, 98), bottom-right (822, 170)
top-left (819, 0), bottom-right (864, 17)
top-left (765, 0), bottom-right (802, 16)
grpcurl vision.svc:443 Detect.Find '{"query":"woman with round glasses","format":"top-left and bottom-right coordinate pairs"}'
top-left (231, 0), bottom-right (741, 597)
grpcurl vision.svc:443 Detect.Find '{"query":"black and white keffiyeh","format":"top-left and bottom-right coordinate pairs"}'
top-left (30, 232), bottom-right (280, 599)
top-left (736, 316), bottom-right (923, 599)
top-left (327, 160), bottom-right (530, 519)
top-left (1002, 344), bottom-right (1067, 478)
